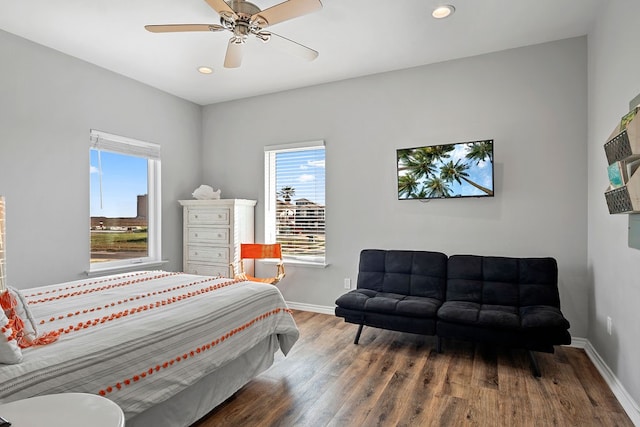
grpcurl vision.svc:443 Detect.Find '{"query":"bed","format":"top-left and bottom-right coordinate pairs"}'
top-left (0, 271), bottom-right (299, 426)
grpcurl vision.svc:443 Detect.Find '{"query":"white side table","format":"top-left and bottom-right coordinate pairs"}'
top-left (0, 393), bottom-right (125, 427)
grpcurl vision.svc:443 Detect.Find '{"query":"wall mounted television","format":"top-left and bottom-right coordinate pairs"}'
top-left (397, 139), bottom-right (494, 200)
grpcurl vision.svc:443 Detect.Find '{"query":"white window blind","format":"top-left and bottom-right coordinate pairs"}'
top-left (90, 130), bottom-right (160, 160)
top-left (265, 141), bottom-right (325, 265)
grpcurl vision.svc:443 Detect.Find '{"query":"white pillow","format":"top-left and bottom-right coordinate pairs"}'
top-left (0, 309), bottom-right (23, 364)
top-left (8, 287), bottom-right (38, 343)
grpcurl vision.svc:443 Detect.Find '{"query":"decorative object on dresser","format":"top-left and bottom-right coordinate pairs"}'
top-left (231, 243), bottom-right (286, 285)
top-left (192, 184), bottom-right (222, 200)
top-left (179, 199), bottom-right (256, 277)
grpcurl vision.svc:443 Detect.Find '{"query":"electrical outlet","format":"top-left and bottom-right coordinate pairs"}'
top-left (344, 278), bottom-right (351, 289)
top-left (607, 316), bottom-right (612, 335)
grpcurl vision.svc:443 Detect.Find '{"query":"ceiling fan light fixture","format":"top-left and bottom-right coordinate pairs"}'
top-left (432, 5), bottom-right (455, 19)
top-left (197, 66), bottom-right (214, 74)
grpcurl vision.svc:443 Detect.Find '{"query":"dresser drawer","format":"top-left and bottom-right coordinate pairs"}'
top-left (188, 209), bottom-right (229, 225)
top-left (187, 246), bottom-right (229, 263)
top-left (187, 228), bottom-right (229, 244)
top-left (185, 263), bottom-right (229, 277)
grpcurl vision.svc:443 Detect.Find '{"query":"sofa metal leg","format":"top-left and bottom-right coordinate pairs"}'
top-left (436, 336), bottom-right (442, 353)
top-left (354, 324), bottom-right (364, 344)
top-left (528, 350), bottom-right (541, 377)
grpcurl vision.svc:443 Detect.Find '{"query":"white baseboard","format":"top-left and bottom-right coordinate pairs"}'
top-left (569, 336), bottom-right (588, 349)
top-left (285, 307), bottom-right (639, 425)
top-left (285, 301), bottom-right (335, 315)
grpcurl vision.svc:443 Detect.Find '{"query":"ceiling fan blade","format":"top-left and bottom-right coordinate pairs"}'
top-left (204, 0), bottom-right (238, 21)
top-left (224, 39), bottom-right (244, 68)
top-left (252, 0), bottom-right (322, 28)
top-left (262, 32), bottom-right (318, 61)
top-left (145, 24), bottom-right (225, 33)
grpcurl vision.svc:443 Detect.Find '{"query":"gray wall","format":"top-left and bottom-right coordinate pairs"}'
top-left (202, 37), bottom-right (589, 337)
top-left (0, 29), bottom-right (202, 288)
top-left (588, 0), bottom-right (640, 409)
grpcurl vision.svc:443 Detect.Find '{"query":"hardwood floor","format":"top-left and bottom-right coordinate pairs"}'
top-left (194, 310), bottom-right (633, 427)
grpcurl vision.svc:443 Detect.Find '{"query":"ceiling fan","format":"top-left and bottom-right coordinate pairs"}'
top-left (145, 0), bottom-right (322, 68)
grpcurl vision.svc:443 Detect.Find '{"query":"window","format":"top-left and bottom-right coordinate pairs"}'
top-left (89, 130), bottom-right (161, 272)
top-left (265, 141), bottom-right (325, 265)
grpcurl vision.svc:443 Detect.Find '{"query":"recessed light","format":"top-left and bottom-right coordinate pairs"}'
top-left (432, 5), bottom-right (455, 19)
top-left (197, 66), bottom-right (213, 74)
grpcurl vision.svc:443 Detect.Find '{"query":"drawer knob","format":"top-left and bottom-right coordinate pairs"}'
top-left (195, 215), bottom-right (199, 219)
top-left (194, 252), bottom-right (198, 255)
top-left (218, 234), bottom-right (222, 238)
top-left (194, 233), bottom-right (198, 237)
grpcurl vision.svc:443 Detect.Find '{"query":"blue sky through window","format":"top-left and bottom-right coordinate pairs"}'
top-left (276, 149), bottom-right (325, 205)
top-left (90, 150), bottom-right (147, 217)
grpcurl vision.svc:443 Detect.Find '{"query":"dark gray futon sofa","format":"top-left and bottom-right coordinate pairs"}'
top-left (334, 249), bottom-right (571, 376)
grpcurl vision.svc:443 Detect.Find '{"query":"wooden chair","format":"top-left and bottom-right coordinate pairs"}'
top-left (231, 243), bottom-right (286, 285)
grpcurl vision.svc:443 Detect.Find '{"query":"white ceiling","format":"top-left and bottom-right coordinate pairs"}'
top-left (0, 0), bottom-right (600, 106)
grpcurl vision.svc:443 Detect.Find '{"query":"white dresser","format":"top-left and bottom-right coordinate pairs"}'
top-left (178, 199), bottom-right (256, 278)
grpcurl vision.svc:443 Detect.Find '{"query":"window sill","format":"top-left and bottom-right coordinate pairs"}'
top-left (259, 259), bottom-right (328, 269)
top-left (86, 260), bottom-right (169, 277)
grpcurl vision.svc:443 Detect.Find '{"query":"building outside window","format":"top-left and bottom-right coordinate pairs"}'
top-left (89, 130), bottom-right (161, 272)
top-left (264, 141), bottom-right (325, 265)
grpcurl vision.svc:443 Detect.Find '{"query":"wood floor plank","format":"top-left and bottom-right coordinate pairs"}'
top-left (564, 346), bottom-right (626, 412)
top-left (539, 353), bottom-right (595, 425)
top-left (288, 351), bottom-right (376, 426)
top-left (396, 350), bottom-right (451, 426)
top-left (438, 340), bottom-right (476, 399)
top-left (325, 346), bottom-right (410, 426)
top-left (463, 387), bottom-right (500, 426)
top-left (471, 344), bottom-right (499, 391)
top-left (359, 356), bottom-right (424, 426)
top-left (194, 311), bottom-right (634, 427)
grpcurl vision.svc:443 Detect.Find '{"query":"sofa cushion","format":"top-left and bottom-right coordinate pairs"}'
top-left (519, 258), bottom-right (561, 307)
top-left (520, 305), bottom-right (570, 329)
top-left (335, 289), bottom-right (441, 318)
top-left (357, 250), bottom-right (447, 299)
top-left (335, 289), bottom-right (375, 311)
top-left (447, 255), bottom-right (520, 305)
top-left (447, 255), bottom-right (560, 308)
top-left (437, 301), bottom-right (520, 329)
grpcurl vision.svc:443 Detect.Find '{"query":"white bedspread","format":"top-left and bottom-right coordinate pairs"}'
top-left (0, 271), bottom-right (299, 419)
